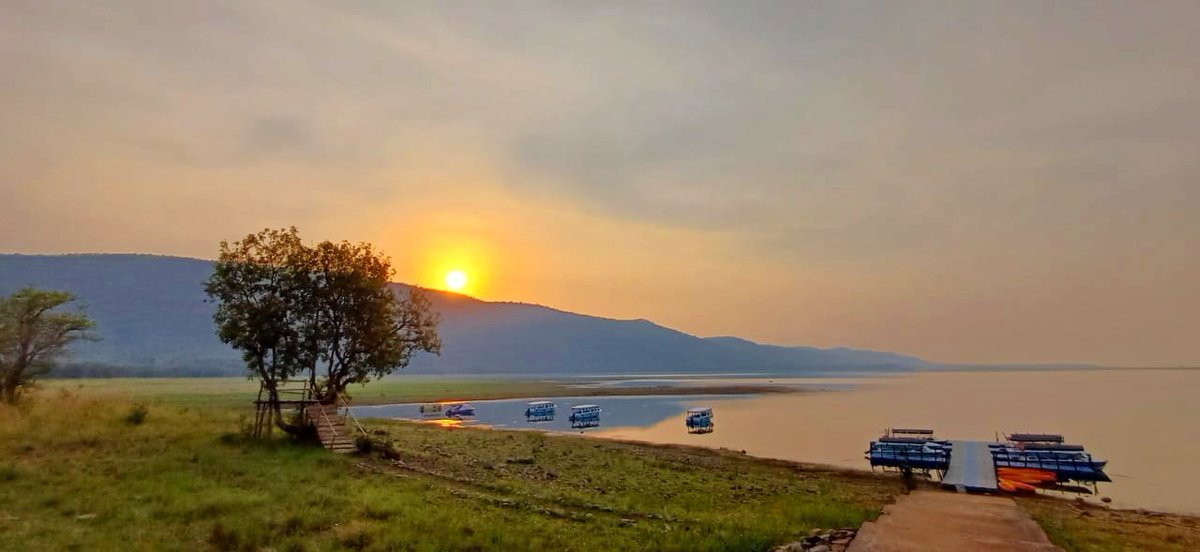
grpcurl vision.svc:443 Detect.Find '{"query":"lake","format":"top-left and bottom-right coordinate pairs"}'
top-left (353, 369), bottom-right (1200, 515)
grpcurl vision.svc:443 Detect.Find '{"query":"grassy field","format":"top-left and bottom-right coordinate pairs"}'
top-left (1019, 496), bottom-right (1200, 551)
top-left (36, 376), bottom-right (793, 410)
top-left (5, 380), bottom-right (1199, 551)
top-left (36, 377), bottom-right (572, 409)
top-left (1, 388), bottom-right (899, 551)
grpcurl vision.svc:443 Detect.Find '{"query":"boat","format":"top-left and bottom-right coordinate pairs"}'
top-left (1006, 433), bottom-right (1065, 444)
top-left (524, 400), bottom-right (556, 421)
top-left (866, 428), bottom-right (951, 473)
top-left (419, 403), bottom-right (443, 415)
top-left (880, 428), bottom-right (938, 443)
top-left (444, 403), bottom-right (476, 417)
top-left (685, 407), bottom-right (714, 434)
top-left (991, 434), bottom-right (1110, 483)
top-left (569, 404), bottom-right (601, 428)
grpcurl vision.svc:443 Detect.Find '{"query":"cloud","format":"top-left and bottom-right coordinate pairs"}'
top-left (1, 0), bottom-right (1197, 364)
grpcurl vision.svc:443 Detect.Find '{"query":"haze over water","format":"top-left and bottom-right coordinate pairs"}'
top-left (593, 369), bottom-right (1200, 515)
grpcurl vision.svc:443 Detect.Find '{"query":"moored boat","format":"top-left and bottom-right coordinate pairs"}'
top-left (685, 407), bottom-right (714, 434)
top-left (525, 400), bottom-right (556, 421)
top-left (444, 402), bottom-right (476, 417)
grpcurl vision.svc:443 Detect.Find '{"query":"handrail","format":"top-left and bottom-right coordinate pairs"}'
top-left (338, 395), bottom-right (368, 437)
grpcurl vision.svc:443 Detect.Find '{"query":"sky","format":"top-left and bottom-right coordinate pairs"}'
top-left (2, 1), bottom-right (1197, 366)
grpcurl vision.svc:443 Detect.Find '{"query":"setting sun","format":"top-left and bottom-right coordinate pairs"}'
top-left (445, 269), bottom-right (468, 291)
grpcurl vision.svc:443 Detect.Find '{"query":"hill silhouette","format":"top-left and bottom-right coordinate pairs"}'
top-left (0, 254), bottom-right (928, 376)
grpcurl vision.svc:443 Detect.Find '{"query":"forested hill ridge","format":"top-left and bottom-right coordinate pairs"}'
top-left (0, 254), bottom-right (929, 376)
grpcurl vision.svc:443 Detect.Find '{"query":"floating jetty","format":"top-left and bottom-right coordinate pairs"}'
top-left (867, 429), bottom-right (1109, 495)
top-left (942, 441), bottom-right (998, 491)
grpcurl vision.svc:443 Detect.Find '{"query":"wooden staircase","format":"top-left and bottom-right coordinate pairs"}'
top-left (306, 403), bottom-right (358, 454)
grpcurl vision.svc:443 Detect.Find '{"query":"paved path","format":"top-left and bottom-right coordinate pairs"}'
top-left (848, 491), bottom-right (1060, 551)
top-left (943, 440), bottom-right (998, 491)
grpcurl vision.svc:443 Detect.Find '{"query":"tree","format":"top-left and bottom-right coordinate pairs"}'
top-left (308, 240), bottom-right (442, 402)
top-left (0, 288), bottom-right (95, 403)
top-left (204, 227), bottom-right (316, 433)
top-left (204, 228), bottom-right (441, 434)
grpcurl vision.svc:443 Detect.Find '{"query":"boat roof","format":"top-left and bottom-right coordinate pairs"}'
top-left (572, 404), bottom-right (600, 409)
top-left (687, 407), bottom-right (712, 413)
top-left (1008, 433), bottom-right (1065, 443)
top-left (892, 428), bottom-right (935, 434)
top-left (527, 400), bottom-right (555, 406)
top-left (880, 436), bottom-right (932, 444)
top-left (1022, 443), bottom-right (1085, 451)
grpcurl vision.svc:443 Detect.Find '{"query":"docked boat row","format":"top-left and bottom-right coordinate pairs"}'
top-left (991, 433), bottom-right (1110, 483)
top-left (421, 402), bottom-right (476, 418)
top-left (865, 428), bottom-right (1111, 495)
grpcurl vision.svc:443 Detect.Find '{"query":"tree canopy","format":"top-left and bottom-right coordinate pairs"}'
top-left (204, 228), bottom-right (441, 431)
top-left (0, 288), bottom-right (95, 403)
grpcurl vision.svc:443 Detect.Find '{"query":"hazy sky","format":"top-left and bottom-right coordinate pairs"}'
top-left (3, 1), bottom-right (1197, 366)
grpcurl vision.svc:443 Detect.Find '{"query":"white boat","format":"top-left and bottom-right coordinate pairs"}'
top-left (525, 400), bottom-right (556, 418)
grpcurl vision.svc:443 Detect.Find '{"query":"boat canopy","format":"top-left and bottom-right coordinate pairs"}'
top-left (572, 405), bottom-right (600, 410)
top-left (687, 407), bottom-right (712, 415)
top-left (1022, 443), bottom-right (1085, 451)
top-left (892, 428), bottom-right (934, 435)
top-left (527, 401), bottom-right (555, 406)
top-left (1008, 433), bottom-right (1065, 443)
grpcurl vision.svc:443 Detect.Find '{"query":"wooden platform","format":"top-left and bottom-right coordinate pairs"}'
top-left (942, 441), bottom-right (998, 492)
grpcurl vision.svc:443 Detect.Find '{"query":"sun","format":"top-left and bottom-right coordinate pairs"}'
top-left (444, 269), bottom-right (468, 291)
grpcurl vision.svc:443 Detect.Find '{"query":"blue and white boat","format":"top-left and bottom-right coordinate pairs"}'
top-left (685, 407), bottom-right (714, 434)
top-left (444, 403), bottom-right (476, 417)
top-left (525, 400), bottom-right (556, 421)
top-left (569, 404), bottom-right (601, 428)
top-left (866, 428), bottom-right (951, 472)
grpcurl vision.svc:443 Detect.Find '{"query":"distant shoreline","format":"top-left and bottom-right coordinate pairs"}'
top-left (351, 383), bottom-right (801, 406)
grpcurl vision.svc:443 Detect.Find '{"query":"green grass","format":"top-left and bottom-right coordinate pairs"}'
top-left (1017, 497), bottom-right (1200, 551)
top-left (0, 388), bottom-right (900, 551)
top-left (13, 380), bottom-right (1195, 550)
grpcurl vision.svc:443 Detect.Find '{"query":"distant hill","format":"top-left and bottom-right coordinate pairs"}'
top-left (0, 254), bottom-right (930, 376)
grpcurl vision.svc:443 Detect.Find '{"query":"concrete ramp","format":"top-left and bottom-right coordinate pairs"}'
top-left (849, 491), bottom-right (1059, 551)
top-left (943, 440), bottom-right (998, 492)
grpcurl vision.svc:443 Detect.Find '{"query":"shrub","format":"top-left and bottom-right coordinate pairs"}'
top-left (354, 435), bottom-right (375, 454)
top-left (0, 463), bottom-right (19, 482)
top-left (124, 403), bottom-right (150, 426)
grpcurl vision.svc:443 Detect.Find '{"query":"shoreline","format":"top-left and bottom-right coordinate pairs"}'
top-left (351, 383), bottom-right (802, 405)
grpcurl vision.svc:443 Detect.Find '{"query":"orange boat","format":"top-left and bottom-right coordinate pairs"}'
top-left (997, 467), bottom-right (1057, 485)
top-left (998, 478), bottom-right (1039, 493)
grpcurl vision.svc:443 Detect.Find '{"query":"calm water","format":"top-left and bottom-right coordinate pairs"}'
top-left (354, 369), bottom-right (1200, 514)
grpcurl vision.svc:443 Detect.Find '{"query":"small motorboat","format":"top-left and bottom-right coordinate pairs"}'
top-left (444, 403), bottom-right (476, 417)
